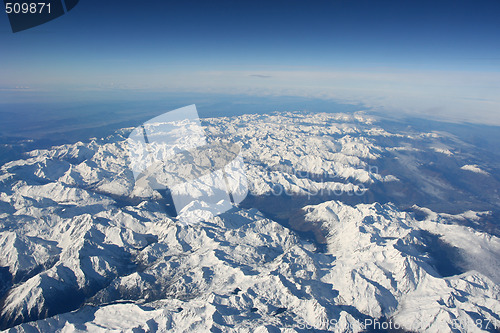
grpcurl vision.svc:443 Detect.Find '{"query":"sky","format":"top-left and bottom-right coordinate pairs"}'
top-left (1, 0), bottom-right (500, 124)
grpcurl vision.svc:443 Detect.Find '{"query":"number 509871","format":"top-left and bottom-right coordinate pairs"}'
top-left (5, 2), bottom-right (51, 14)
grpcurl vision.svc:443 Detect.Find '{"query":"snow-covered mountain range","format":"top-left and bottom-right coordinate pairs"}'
top-left (1, 111), bottom-right (499, 332)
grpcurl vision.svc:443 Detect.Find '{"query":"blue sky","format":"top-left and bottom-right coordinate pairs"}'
top-left (1, 0), bottom-right (500, 124)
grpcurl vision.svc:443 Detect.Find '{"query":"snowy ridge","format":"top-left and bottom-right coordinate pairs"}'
top-left (303, 201), bottom-right (500, 332)
top-left (461, 164), bottom-right (490, 176)
top-left (0, 111), bottom-right (499, 331)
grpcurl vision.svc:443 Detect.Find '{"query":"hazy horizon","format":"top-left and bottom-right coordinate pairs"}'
top-left (1, 0), bottom-right (500, 125)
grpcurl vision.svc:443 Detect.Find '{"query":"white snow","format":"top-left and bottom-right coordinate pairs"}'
top-left (461, 164), bottom-right (490, 175)
top-left (0, 111), bottom-right (499, 332)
